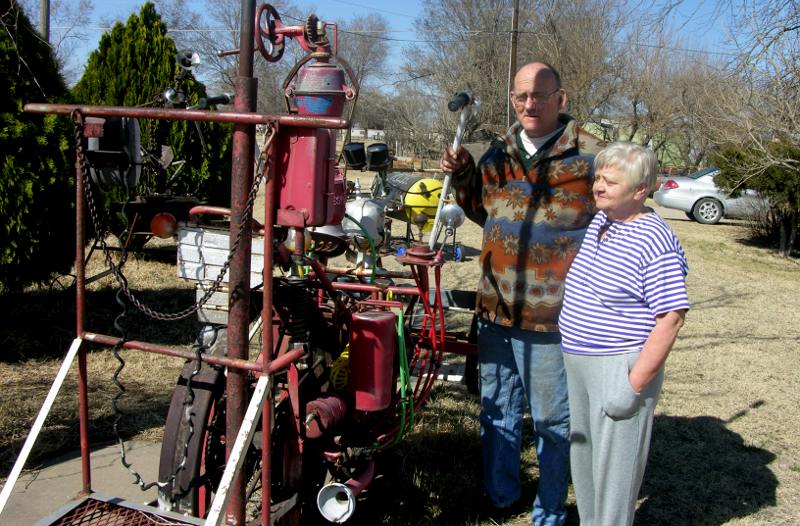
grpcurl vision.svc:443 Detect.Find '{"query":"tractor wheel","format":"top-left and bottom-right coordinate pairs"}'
top-left (157, 326), bottom-right (325, 525)
top-left (157, 327), bottom-right (227, 517)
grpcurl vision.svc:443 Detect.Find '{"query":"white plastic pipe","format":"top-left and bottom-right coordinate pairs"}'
top-left (0, 338), bottom-right (83, 517)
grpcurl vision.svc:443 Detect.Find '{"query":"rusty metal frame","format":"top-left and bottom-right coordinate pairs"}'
top-left (22, 97), bottom-right (350, 522)
top-left (21, 2), bottom-right (348, 520)
top-left (20, 4), bottom-right (476, 524)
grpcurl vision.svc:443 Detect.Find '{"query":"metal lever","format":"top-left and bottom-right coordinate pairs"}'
top-left (429, 91), bottom-right (478, 250)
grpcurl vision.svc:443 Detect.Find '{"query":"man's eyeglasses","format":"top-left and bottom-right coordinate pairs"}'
top-left (510, 88), bottom-right (561, 106)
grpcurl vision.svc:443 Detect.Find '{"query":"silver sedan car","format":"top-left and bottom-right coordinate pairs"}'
top-left (654, 167), bottom-right (768, 224)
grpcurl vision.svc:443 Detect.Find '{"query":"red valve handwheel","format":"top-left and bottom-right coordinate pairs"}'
top-left (255, 3), bottom-right (285, 62)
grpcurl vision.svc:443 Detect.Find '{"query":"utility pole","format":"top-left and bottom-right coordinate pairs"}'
top-left (39, 0), bottom-right (50, 42)
top-left (506, 0), bottom-right (520, 127)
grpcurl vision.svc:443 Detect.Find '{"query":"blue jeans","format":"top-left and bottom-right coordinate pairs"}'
top-left (478, 319), bottom-right (570, 526)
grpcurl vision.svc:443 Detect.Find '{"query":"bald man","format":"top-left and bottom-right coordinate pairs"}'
top-left (441, 62), bottom-right (604, 526)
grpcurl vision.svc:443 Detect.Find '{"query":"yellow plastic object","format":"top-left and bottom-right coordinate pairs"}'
top-left (330, 348), bottom-right (350, 390)
top-left (403, 178), bottom-right (442, 232)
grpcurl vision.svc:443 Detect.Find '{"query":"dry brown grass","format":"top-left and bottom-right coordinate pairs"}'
top-left (1, 202), bottom-right (798, 525)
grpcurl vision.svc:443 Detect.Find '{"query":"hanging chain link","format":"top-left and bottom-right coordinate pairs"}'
top-left (109, 297), bottom-right (214, 493)
top-left (72, 110), bottom-right (277, 321)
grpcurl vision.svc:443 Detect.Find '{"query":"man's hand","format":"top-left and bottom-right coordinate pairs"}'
top-left (440, 146), bottom-right (471, 174)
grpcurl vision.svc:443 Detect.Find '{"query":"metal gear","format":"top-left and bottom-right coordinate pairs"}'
top-left (304, 14), bottom-right (327, 47)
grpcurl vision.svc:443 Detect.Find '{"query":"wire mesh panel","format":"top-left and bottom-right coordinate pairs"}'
top-left (37, 496), bottom-right (203, 526)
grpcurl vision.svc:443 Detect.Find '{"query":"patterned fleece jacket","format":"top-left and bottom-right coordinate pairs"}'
top-left (452, 115), bottom-right (605, 332)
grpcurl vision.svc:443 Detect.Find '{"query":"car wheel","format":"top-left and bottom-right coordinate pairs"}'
top-left (685, 211), bottom-right (695, 221)
top-left (692, 198), bottom-right (723, 224)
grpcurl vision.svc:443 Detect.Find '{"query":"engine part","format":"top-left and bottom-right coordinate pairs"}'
top-left (349, 311), bottom-right (397, 412)
top-left (305, 395), bottom-right (348, 439)
top-left (316, 461), bottom-right (375, 523)
top-left (343, 198), bottom-right (385, 250)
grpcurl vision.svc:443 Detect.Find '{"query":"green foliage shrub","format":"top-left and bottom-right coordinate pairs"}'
top-left (71, 2), bottom-right (232, 206)
top-left (713, 142), bottom-right (800, 256)
top-left (0, 1), bottom-right (75, 293)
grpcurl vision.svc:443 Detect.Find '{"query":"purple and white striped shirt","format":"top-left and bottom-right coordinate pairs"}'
top-left (559, 211), bottom-right (690, 355)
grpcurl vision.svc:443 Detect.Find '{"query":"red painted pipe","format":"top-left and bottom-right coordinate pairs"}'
top-left (24, 103), bottom-right (349, 129)
top-left (83, 332), bottom-right (302, 374)
top-left (330, 282), bottom-right (421, 296)
top-left (73, 118), bottom-right (91, 493)
top-left (261, 130), bottom-right (278, 526)
top-left (342, 461), bottom-right (375, 498)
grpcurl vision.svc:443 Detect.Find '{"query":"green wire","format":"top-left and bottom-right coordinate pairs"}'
top-left (401, 310), bottom-right (415, 431)
top-left (344, 213), bottom-right (377, 284)
top-left (390, 309), bottom-right (414, 447)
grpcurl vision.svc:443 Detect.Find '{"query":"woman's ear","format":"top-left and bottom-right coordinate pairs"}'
top-left (634, 182), bottom-right (650, 200)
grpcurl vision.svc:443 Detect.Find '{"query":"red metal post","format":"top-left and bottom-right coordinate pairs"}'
top-left (225, 1), bottom-right (258, 523)
top-left (74, 128), bottom-right (91, 494)
top-left (261, 133), bottom-right (278, 526)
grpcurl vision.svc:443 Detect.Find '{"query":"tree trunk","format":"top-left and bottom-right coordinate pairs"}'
top-left (788, 210), bottom-right (798, 257)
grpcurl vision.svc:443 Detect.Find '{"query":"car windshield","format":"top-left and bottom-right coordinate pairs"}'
top-left (689, 166), bottom-right (719, 179)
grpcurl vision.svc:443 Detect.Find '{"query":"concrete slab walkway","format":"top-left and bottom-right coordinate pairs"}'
top-left (2, 440), bottom-right (161, 525)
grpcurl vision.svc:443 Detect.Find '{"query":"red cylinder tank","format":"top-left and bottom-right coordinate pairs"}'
top-left (294, 63), bottom-right (348, 117)
top-left (273, 61), bottom-right (349, 227)
top-left (349, 311), bottom-right (397, 412)
top-left (305, 395), bottom-right (349, 439)
top-left (273, 127), bottom-right (337, 227)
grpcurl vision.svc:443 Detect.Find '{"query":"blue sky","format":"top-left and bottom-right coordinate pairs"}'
top-left (52, 0), bottom-right (425, 83)
top-left (45, 0), bottom-right (735, 85)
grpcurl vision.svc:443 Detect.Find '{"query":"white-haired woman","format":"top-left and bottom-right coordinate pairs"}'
top-left (558, 142), bottom-right (690, 526)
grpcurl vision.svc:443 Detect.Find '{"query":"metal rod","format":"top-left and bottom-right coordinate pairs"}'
top-left (226, 2), bottom-right (258, 521)
top-left (0, 338), bottom-right (83, 516)
top-left (322, 265), bottom-right (413, 279)
top-left (24, 103), bottom-right (349, 129)
top-left (78, 339), bottom-right (91, 493)
top-left (83, 333), bottom-right (303, 374)
top-left (74, 121), bottom-right (91, 493)
top-left (261, 131), bottom-right (278, 526)
top-left (330, 282), bottom-right (422, 296)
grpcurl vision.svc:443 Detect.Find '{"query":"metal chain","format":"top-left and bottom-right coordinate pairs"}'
top-left (108, 289), bottom-right (210, 493)
top-left (160, 329), bottom-right (213, 501)
top-left (108, 289), bottom-right (169, 491)
top-left (73, 110), bottom-right (276, 321)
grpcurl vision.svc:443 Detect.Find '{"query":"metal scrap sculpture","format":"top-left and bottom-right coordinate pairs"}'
top-left (17, 3), bottom-right (476, 525)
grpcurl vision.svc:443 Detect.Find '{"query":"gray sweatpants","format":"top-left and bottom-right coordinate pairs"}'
top-left (563, 351), bottom-right (664, 526)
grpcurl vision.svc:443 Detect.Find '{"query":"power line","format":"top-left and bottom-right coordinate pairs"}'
top-left (51, 25), bottom-right (737, 57)
top-left (328, 0), bottom-right (416, 19)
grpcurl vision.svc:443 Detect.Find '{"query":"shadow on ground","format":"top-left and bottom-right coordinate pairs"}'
top-left (638, 411), bottom-right (776, 525)
top-left (0, 285), bottom-right (207, 362)
top-left (333, 391), bottom-right (777, 526)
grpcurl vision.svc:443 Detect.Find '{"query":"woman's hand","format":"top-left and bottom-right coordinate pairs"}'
top-left (628, 309), bottom-right (686, 393)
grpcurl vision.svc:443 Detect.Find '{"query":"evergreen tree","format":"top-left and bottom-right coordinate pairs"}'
top-left (0, 0), bottom-right (74, 293)
top-left (714, 143), bottom-right (800, 256)
top-left (72, 2), bottom-right (232, 205)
